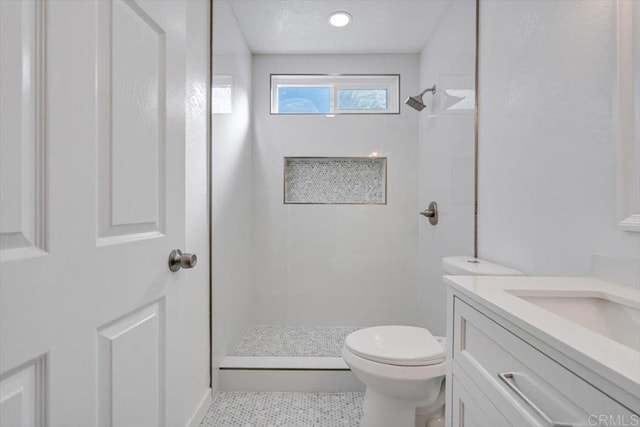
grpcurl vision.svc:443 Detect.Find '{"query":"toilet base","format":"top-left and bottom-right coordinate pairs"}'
top-left (360, 388), bottom-right (422, 427)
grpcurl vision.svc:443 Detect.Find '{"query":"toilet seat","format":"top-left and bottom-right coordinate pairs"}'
top-left (345, 326), bottom-right (445, 366)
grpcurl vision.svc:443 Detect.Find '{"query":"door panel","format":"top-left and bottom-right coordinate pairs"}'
top-left (97, 301), bottom-right (165, 427)
top-left (0, 0), bottom-right (196, 426)
top-left (0, 357), bottom-right (46, 427)
top-left (97, 0), bottom-right (167, 242)
top-left (0, 0), bottom-right (46, 261)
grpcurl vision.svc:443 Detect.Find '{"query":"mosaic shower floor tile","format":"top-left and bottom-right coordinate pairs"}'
top-left (234, 326), bottom-right (360, 357)
top-left (200, 392), bottom-right (364, 427)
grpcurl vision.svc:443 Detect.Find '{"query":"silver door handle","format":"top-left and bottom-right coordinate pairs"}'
top-left (498, 372), bottom-right (573, 427)
top-left (419, 201), bottom-right (438, 225)
top-left (168, 249), bottom-right (197, 272)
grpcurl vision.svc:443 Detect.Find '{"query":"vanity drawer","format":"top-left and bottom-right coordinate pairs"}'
top-left (452, 297), bottom-right (636, 426)
top-left (450, 367), bottom-right (510, 427)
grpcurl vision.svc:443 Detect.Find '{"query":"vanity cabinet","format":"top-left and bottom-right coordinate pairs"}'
top-left (450, 367), bottom-right (510, 427)
top-left (446, 291), bottom-right (639, 427)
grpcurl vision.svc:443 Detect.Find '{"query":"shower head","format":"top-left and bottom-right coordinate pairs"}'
top-left (405, 84), bottom-right (436, 111)
top-left (405, 95), bottom-right (427, 111)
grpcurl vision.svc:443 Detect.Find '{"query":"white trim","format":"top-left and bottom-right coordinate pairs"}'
top-left (186, 388), bottom-right (212, 427)
top-left (616, 0), bottom-right (640, 232)
top-left (96, 230), bottom-right (165, 247)
top-left (0, 246), bottom-right (48, 263)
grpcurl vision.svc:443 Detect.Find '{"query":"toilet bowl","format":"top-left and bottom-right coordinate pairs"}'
top-left (343, 257), bottom-right (523, 427)
top-left (342, 326), bottom-right (446, 427)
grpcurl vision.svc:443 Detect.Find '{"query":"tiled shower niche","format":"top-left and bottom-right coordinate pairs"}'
top-left (284, 157), bottom-right (387, 204)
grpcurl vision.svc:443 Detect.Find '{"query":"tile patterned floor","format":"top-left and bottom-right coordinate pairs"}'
top-left (234, 326), bottom-right (360, 357)
top-left (200, 392), bottom-right (364, 427)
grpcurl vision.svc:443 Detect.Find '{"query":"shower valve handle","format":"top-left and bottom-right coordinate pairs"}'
top-left (420, 202), bottom-right (439, 226)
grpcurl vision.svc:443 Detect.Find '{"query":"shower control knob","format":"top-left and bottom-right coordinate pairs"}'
top-left (420, 201), bottom-right (439, 226)
top-left (168, 249), bottom-right (198, 272)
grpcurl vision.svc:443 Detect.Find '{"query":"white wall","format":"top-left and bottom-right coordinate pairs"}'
top-left (478, 1), bottom-right (640, 277)
top-left (251, 54), bottom-right (421, 327)
top-left (185, 0), bottom-right (212, 417)
top-left (417, 1), bottom-right (477, 335)
top-left (211, 0), bottom-right (253, 388)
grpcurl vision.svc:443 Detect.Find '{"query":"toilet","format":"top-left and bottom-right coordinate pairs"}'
top-left (342, 256), bottom-right (523, 427)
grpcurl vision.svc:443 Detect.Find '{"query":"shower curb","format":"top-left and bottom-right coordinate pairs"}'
top-left (219, 356), bottom-right (363, 392)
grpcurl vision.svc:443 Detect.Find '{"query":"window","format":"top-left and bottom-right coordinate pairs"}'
top-left (337, 89), bottom-right (387, 110)
top-left (213, 75), bottom-right (233, 114)
top-left (271, 74), bottom-right (400, 115)
top-left (277, 86), bottom-right (331, 114)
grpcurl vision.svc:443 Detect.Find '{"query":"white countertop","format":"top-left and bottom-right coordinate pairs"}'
top-left (444, 275), bottom-right (640, 397)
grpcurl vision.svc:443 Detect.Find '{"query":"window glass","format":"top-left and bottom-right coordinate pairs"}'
top-left (212, 85), bottom-right (232, 114)
top-left (271, 75), bottom-right (399, 115)
top-left (277, 87), bottom-right (331, 114)
top-left (213, 75), bottom-right (233, 114)
top-left (337, 89), bottom-right (387, 110)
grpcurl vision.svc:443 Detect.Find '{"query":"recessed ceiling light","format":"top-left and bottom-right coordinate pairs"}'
top-left (328, 11), bottom-right (352, 28)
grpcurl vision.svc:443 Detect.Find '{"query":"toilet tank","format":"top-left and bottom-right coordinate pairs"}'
top-left (441, 256), bottom-right (523, 276)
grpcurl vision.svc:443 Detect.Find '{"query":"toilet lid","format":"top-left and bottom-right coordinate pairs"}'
top-left (345, 326), bottom-right (445, 366)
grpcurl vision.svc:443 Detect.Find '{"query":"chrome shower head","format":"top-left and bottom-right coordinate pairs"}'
top-left (405, 84), bottom-right (436, 111)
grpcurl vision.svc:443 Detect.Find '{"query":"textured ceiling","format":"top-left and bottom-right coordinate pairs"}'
top-left (227, 0), bottom-right (453, 54)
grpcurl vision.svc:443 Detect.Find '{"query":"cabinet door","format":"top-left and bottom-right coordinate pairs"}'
top-left (450, 372), bottom-right (511, 427)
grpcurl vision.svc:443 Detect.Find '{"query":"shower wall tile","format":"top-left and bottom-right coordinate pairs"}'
top-left (252, 54), bottom-right (420, 327)
top-left (212, 0), bottom-right (254, 392)
top-left (418, 1), bottom-right (476, 335)
top-left (284, 157), bottom-right (386, 204)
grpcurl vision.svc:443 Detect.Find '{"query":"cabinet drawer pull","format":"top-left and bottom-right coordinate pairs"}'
top-left (498, 372), bottom-right (573, 427)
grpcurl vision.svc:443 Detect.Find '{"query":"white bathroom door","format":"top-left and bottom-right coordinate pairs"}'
top-left (0, 1), bottom-right (197, 426)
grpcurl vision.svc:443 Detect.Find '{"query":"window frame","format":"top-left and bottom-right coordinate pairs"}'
top-left (270, 74), bottom-right (400, 115)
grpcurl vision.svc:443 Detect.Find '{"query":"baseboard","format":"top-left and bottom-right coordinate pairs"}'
top-left (186, 388), bottom-right (213, 427)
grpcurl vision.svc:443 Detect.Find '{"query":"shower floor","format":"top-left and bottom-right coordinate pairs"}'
top-left (233, 326), bottom-right (360, 357)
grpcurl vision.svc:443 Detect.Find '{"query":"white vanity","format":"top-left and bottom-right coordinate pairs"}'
top-left (445, 276), bottom-right (640, 426)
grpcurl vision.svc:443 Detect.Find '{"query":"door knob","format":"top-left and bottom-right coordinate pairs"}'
top-left (168, 249), bottom-right (197, 272)
top-left (420, 201), bottom-right (438, 225)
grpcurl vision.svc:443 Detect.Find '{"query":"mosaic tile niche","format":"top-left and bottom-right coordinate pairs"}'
top-left (284, 157), bottom-right (387, 204)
